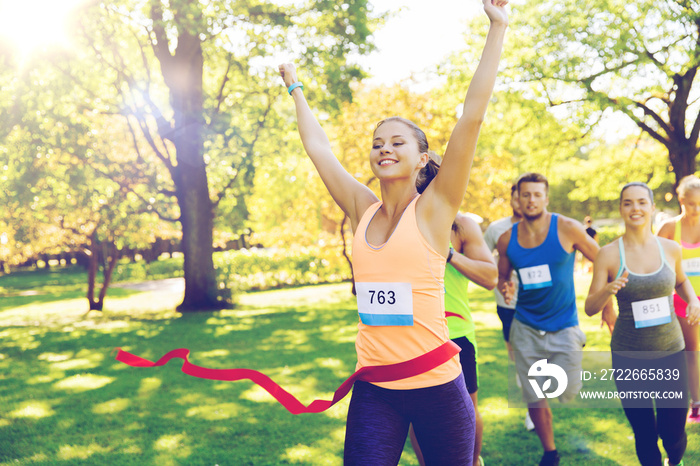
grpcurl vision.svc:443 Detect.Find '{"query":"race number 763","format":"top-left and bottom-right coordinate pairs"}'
top-left (368, 289), bottom-right (396, 305)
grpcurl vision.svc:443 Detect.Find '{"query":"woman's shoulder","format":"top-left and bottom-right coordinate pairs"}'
top-left (597, 240), bottom-right (620, 262)
top-left (600, 239), bottom-right (619, 252)
top-left (658, 236), bottom-right (681, 256)
top-left (657, 215), bottom-right (681, 238)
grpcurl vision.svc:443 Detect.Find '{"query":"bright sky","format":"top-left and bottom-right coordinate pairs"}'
top-left (0, 0), bottom-right (480, 87)
top-left (359, 0), bottom-right (482, 87)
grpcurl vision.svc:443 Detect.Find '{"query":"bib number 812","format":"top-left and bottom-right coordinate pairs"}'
top-left (369, 290), bottom-right (396, 305)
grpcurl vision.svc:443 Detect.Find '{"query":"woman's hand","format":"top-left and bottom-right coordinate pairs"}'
top-left (278, 63), bottom-right (299, 88)
top-left (605, 270), bottom-right (629, 296)
top-left (601, 302), bottom-right (617, 334)
top-left (483, 0), bottom-right (509, 26)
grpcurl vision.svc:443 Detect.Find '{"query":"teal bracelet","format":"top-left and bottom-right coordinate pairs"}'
top-left (287, 82), bottom-right (304, 95)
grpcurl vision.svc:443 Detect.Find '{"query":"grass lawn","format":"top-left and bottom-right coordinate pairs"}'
top-left (0, 271), bottom-right (698, 465)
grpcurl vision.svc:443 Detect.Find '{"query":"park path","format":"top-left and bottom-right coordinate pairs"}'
top-left (112, 277), bottom-right (184, 293)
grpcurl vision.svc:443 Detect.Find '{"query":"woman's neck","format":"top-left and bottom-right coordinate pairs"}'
top-left (681, 213), bottom-right (700, 227)
top-left (379, 181), bottom-right (419, 215)
top-left (622, 225), bottom-right (653, 245)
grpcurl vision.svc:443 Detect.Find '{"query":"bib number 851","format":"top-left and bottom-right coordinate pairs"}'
top-left (641, 303), bottom-right (662, 314)
top-left (631, 295), bottom-right (672, 329)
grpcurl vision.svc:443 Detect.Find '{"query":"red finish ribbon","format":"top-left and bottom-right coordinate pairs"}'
top-left (115, 340), bottom-right (460, 415)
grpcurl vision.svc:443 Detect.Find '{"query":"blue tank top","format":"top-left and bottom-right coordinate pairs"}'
top-left (506, 213), bottom-right (577, 331)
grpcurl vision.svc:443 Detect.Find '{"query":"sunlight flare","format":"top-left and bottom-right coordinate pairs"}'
top-left (0, 0), bottom-right (84, 61)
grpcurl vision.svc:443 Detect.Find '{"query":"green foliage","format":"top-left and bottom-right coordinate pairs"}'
top-left (437, 58), bottom-right (589, 222)
top-left (111, 257), bottom-right (185, 283)
top-left (1, 0), bottom-right (379, 311)
top-left (215, 247), bottom-right (351, 295)
top-left (0, 56), bottom-right (176, 268)
top-left (563, 136), bottom-right (674, 201)
top-left (507, 0), bottom-right (700, 183)
top-left (596, 224), bottom-right (625, 247)
top-left (109, 246), bottom-right (352, 297)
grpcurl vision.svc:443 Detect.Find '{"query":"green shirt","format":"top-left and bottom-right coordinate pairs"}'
top-left (445, 261), bottom-right (476, 348)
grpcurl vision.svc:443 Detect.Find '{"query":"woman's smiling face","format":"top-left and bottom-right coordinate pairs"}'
top-left (370, 120), bottom-right (426, 182)
top-left (619, 185), bottom-right (654, 228)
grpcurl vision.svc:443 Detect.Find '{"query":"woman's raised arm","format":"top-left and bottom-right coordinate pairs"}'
top-left (279, 63), bottom-right (377, 231)
top-left (421, 0), bottom-right (508, 226)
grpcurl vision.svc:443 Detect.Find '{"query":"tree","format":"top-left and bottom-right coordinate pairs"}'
top-left (0, 61), bottom-right (174, 310)
top-left (508, 0), bottom-right (700, 186)
top-left (50, 0), bottom-right (377, 311)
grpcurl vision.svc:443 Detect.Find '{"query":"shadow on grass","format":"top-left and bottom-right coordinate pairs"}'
top-left (0, 287), bottom-right (360, 465)
top-left (1, 281), bottom-right (699, 465)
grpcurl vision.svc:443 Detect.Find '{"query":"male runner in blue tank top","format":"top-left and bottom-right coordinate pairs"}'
top-left (496, 172), bottom-right (615, 466)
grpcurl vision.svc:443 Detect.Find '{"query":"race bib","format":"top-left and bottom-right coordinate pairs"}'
top-left (682, 258), bottom-right (700, 277)
top-left (631, 296), bottom-right (672, 329)
top-left (519, 265), bottom-right (553, 290)
top-left (356, 282), bottom-right (413, 326)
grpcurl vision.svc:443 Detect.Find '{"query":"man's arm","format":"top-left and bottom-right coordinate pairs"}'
top-left (496, 229), bottom-right (515, 303)
top-left (449, 214), bottom-right (498, 290)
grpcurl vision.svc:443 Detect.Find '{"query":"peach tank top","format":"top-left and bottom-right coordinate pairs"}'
top-left (351, 195), bottom-right (461, 389)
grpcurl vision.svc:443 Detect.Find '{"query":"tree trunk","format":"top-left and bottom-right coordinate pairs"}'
top-left (668, 142), bottom-right (698, 190)
top-left (86, 231), bottom-right (99, 310)
top-left (85, 232), bottom-right (120, 312)
top-left (166, 31), bottom-right (221, 312)
top-left (95, 241), bottom-right (119, 310)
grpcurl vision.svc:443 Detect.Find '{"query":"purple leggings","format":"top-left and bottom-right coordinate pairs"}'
top-left (344, 377), bottom-right (475, 465)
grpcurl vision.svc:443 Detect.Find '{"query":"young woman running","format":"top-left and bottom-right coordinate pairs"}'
top-left (279, 1), bottom-right (508, 463)
top-left (657, 175), bottom-right (700, 423)
top-left (585, 182), bottom-right (699, 466)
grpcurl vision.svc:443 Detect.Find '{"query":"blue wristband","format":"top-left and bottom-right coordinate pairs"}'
top-left (287, 82), bottom-right (304, 95)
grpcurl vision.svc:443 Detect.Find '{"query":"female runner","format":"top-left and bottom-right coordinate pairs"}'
top-left (657, 174), bottom-right (700, 423)
top-left (585, 182), bottom-right (699, 466)
top-left (279, 1), bottom-right (508, 463)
